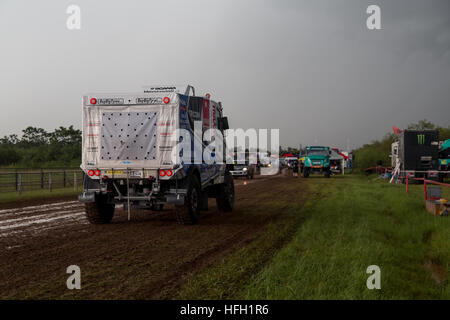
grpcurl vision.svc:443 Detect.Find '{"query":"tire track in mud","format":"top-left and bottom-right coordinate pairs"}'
top-left (0, 174), bottom-right (305, 299)
top-left (0, 176), bottom-right (271, 244)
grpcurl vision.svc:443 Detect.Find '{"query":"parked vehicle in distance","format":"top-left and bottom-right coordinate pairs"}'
top-left (395, 129), bottom-right (440, 182)
top-left (391, 141), bottom-right (399, 168)
top-left (231, 162), bottom-right (256, 179)
top-left (78, 85), bottom-right (234, 225)
top-left (303, 146), bottom-right (331, 178)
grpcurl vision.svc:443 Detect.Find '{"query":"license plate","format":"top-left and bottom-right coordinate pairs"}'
top-left (129, 171), bottom-right (143, 178)
top-left (105, 170), bottom-right (123, 175)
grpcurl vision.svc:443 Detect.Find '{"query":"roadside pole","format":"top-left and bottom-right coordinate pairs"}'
top-left (17, 173), bottom-right (22, 196)
top-left (424, 179), bottom-right (427, 200)
top-left (74, 172), bottom-right (78, 191)
top-left (127, 168), bottom-right (131, 221)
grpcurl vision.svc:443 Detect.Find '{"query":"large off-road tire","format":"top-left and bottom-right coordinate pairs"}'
top-left (324, 170), bottom-right (331, 178)
top-left (303, 168), bottom-right (310, 178)
top-left (175, 175), bottom-right (201, 225)
top-left (85, 196), bottom-right (115, 224)
top-left (216, 171), bottom-right (235, 212)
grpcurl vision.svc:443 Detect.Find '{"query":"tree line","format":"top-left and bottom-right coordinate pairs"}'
top-left (0, 126), bottom-right (81, 168)
top-left (352, 120), bottom-right (450, 170)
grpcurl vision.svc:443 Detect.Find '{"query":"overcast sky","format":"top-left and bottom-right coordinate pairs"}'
top-left (0, 0), bottom-right (449, 150)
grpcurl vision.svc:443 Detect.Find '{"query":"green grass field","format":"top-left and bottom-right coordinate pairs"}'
top-left (178, 175), bottom-right (449, 299)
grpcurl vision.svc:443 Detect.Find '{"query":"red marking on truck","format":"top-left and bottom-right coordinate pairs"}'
top-left (202, 98), bottom-right (210, 129)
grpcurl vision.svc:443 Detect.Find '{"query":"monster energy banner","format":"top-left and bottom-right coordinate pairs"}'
top-left (417, 134), bottom-right (425, 144)
top-left (400, 130), bottom-right (439, 171)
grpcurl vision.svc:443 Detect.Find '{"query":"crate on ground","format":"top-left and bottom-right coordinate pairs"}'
top-left (427, 186), bottom-right (442, 200)
top-left (425, 199), bottom-right (449, 216)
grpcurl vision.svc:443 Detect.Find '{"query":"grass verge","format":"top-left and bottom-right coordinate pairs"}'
top-left (178, 175), bottom-right (449, 299)
top-left (0, 187), bottom-right (81, 205)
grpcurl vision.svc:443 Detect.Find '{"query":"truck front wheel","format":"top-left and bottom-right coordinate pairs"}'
top-left (85, 195), bottom-right (115, 224)
top-left (216, 172), bottom-right (234, 212)
top-left (175, 176), bottom-right (201, 225)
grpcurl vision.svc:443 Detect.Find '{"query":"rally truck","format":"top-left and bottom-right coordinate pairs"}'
top-left (303, 146), bottom-right (331, 178)
top-left (78, 85), bottom-right (234, 225)
top-left (395, 129), bottom-right (440, 182)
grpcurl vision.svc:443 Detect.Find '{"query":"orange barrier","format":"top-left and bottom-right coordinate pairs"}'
top-left (364, 166), bottom-right (392, 175)
top-left (406, 177), bottom-right (450, 200)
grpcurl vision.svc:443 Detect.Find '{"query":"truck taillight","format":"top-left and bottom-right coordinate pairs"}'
top-left (94, 170), bottom-right (101, 176)
top-left (163, 97), bottom-right (170, 104)
top-left (159, 170), bottom-right (166, 177)
top-left (90, 98), bottom-right (97, 105)
top-left (166, 170), bottom-right (173, 177)
top-left (88, 170), bottom-right (94, 176)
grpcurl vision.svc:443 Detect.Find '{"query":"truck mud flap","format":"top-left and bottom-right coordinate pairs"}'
top-left (78, 191), bottom-right (96, 203)
top-left (166, 194), bottom-right (185, 206)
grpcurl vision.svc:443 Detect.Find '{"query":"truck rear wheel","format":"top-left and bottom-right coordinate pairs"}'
top-left (303, 168), bottom-right (310, 178)
top-left (216, 171), bottom-right (234, 212)
top-left (175, 176), bottom-right (201, 225)
top-left (85, 196), bottom-right (115, 224)
top-left (324, 170), bottom-right (331, 178)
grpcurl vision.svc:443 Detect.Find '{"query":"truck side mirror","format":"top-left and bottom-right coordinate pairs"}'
top-left (220, 117), bottom-right (229, 130)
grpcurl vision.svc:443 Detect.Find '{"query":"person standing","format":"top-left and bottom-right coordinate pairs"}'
top-left (293, 161), bottom-right (299, 177)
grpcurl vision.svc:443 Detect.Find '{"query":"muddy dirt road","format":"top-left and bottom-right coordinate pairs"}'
top-left (0, 173), bottom-right (304, 299)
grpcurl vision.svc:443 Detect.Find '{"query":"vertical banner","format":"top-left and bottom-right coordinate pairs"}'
top-left (211, 102), bottom-right (217, 129)
top-left (202, 98), bottom-right (210, 131)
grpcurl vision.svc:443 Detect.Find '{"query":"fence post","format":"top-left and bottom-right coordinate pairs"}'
top-left (63, 170), bottom-right (66, 188)
top-left (40, 168), bottom-right (44, 189)
top-left (15, 169), bottom-right (18, 191)
top-left (74, 172), bottom-right (78, 191)
top-left (17, 173), bottom-right (22, 195)
top-left (49, 172), bottom-right (52, 192)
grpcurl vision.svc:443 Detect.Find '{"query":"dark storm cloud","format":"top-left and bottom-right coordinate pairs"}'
top-left (0, 0), bottom-right (449, 150)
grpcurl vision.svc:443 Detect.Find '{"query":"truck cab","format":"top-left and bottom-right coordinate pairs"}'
top-left (303, 146), bottom-right (331, 178)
